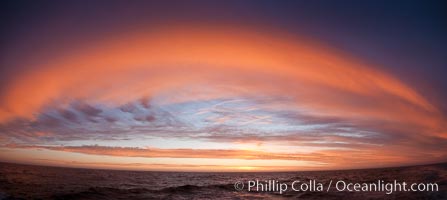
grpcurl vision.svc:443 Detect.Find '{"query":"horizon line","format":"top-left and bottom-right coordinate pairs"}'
top-left (2, 160), bottom-right (446, 173)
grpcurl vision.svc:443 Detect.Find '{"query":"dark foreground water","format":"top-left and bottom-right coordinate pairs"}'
top-left (0, 162), bottom-right (446, 200)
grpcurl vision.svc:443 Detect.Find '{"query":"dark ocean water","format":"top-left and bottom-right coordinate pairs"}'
top-left (0, 162), bottom-right (446, 200)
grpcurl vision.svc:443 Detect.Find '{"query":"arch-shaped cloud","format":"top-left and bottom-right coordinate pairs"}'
top-left (0, 26), bottom-right (446, 170)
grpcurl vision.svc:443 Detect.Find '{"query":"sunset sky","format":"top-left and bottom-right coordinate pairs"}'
top-left (1, 0), bottom-right (446, 171)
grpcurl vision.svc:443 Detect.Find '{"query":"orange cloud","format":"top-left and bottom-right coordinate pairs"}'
top-left (24, 158), bottom-right (319, 172)
top-left (1, 26), bottom-right (442, 129)
top-left (1, 25), bottom-right (446, 170)
top-left (5, 143), bottom-right (444, 170)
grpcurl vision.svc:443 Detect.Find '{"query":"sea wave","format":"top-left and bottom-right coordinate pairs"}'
top-left (1, 162), bottom-right (446, 200)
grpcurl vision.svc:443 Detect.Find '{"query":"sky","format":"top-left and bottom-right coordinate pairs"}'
top-left (0, 0), bottom-right (446, 171)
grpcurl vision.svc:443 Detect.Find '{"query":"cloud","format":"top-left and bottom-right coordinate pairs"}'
top-left (0, 96), bottom-right (446, 169)
top-left (5, 143), bottom-right (318, 160)
top-left (23, 158), bottom-right (318, 172)
top-left (5, 143), bottom-right (446, 170)
top-left (73, 102), bottom-right (102, 117)
top-left (0, 26), bottom-right (446, 169)
top-left (0, 27), bottom-right (441, 124)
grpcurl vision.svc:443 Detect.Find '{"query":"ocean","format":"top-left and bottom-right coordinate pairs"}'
top-left (0, 162), bottom-right (446, 199)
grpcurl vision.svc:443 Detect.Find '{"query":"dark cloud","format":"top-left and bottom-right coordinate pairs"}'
top-left (140, 96), bottom-right (151, 109)
top-left (73, 102), bottom-right (102, 117)
top-left (120, 103), bottom-right (137, 113)
top-left (105, 116), bottom-right (117, 123)
top-left (145, 115), bottom-right (156, 122)
top-left (58, 109), bottom-right (77, 122)
top-left (0, 99), bottom-right (432, 148)
top-left (36, 113), bottom-right (62, 128)
top-left (133, 115), bottom-right (156, 122)
top-left (0, 99), bottom-right (189, 143)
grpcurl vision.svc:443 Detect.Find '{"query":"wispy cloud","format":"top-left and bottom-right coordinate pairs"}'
top-left (4, 142), bottom-right (447, 170)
